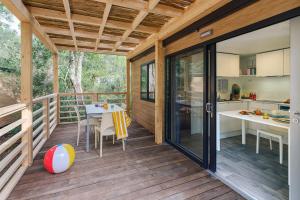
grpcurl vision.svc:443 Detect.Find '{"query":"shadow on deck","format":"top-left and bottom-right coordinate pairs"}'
top-left (8, 122), bottom-right (244, 200)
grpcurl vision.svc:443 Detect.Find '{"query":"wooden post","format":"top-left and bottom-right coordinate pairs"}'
top-left (52, 53), bottom-right (60, 124)
top-left (20, 22), bottom-right (33, 166)
top-left (42, 98), bottom-right (50, 139)
top-left (126, 59), bottom-right (131, 115)
top-left (155, 40), bottom-right (164, 144)
top-left (92, 93), bottom-right (98, 103)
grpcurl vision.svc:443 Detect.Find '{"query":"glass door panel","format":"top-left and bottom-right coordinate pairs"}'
top-left (170, 48), bottom-right (205, 160)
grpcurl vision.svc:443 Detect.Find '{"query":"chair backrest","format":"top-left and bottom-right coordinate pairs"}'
top-left (100, 112), bottom-right (114, 132)
top-left (74, 106), bottom-right (81, 122)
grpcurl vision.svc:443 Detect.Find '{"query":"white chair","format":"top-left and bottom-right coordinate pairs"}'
top-left (94, 113), bottom-right (125, 157)
top-left (74, 106), bottom-right (100, 146)
top-left (256, 129), bottom-right (284, 164)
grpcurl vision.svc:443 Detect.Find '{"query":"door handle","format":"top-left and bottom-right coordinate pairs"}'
top-left (294, 112), bottom-right (300, 116)
top-left (206, 103), bottom-right (214, 118)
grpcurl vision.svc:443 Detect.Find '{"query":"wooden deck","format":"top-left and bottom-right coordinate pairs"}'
top-left (8, 122), bottom-right (244, 200)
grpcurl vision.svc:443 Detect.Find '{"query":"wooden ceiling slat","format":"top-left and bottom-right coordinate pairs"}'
top-left (20, 0), bottom-right (204, 54)
top-left (95, 2), bottom-right (112, 50)
top-left (29, 6), bottom-right (159, 34)
top-left (63, 0), bottom-right (78, 50)
top-left (93, 0), bottom-right (183, 17)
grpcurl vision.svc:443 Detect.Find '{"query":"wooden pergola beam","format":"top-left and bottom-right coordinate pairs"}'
top-left (114, 0), bottom-right (161, 51)
top-left (62, 0), bottom-right (78, 51)
top-left (28, 6), bottom-right (159, 34)
top-left (52, 38), bottom-right (134, 51)
top-left (56, 45), bottom-right (128, 56)
top-left (42, 26), bottom-right (142, 43)
top-left (1, 0), bottom-right (58, 54)
top-left (95, 2), bottom-right (112, 51)
top-left (93, 0), bottom-right (183, 17)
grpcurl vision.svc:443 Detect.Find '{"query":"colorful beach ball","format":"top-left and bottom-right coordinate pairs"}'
top-left (43, 144), bottom-right (75, 174)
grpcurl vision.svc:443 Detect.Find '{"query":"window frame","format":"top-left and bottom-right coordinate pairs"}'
top-left (140, 60), bottom-right (155, 102)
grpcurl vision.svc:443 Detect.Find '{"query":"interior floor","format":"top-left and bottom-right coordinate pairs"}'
top-left (217, 134), bottom-right (288, 200)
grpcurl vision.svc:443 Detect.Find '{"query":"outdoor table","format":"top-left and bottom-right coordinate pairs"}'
top-left (85, 104), bottom-right (123, 152)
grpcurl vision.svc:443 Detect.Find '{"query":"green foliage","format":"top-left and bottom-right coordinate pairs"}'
top-left (58, 51), bottom-right (126, 93)
top-left (81, 53), bottom-right (126, 92)
top-left (0, 3), bottom-right (126, 103)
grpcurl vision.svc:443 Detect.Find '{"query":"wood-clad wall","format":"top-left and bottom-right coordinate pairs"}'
top-left (130, 0), bottom-right (300, 134)
top-left (131, 52), bottom-right (155, 133)
top-left (165, 0), bottom-right (300, 55)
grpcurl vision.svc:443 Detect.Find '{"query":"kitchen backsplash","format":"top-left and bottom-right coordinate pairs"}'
top-left (217, 76), bottom-right (290, 101)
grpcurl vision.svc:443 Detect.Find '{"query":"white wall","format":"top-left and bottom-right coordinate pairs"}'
top-left (217, 76), bottom-right (290, 101)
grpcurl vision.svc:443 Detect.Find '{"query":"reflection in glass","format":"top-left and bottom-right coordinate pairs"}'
top-left (140, 65), bottom-right (148, 99)
top-left (171, 49), bottom-right (204, 159)
top-left (149, 63), bottom-right (155, 100)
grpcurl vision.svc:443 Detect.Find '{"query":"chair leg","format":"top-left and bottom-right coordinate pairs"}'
top-left (100, 134), bottom-right (103, 158)
top-left (77, 123), bottom-right (81, 146)
top-left (122, 139), bottom-right (125, 151)
top-left (256, 131), bottom-right (260, 154)
top-left (269, 136), bottom-right (273, 150)
top-left (106, 136), bottom-right (108, 140)
top-left (279, 137), bottom-right (283, 164)
top-left (113, 134), bottom-right (115, 144)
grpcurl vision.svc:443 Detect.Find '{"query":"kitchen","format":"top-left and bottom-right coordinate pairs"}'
top-left (216, 21), bottom-right (290, 200)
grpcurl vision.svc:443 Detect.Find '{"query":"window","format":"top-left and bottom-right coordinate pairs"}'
top-left (140, 61), bottom-right (155, 102)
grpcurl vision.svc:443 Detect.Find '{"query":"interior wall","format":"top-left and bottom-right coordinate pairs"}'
top-left (217, 76), bottom-right (290, 101)
top-left (131, 52), bottom-right (155, 133)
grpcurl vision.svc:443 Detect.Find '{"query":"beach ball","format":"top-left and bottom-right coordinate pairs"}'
top-left (43, 144), bottom-right (75, 174)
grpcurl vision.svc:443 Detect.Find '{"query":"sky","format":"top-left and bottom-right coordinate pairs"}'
top-left (0, 5), bottom-right (20, 35)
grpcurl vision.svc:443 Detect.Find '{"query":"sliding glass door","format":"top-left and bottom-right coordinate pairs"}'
top-left (166, 47), bottom-right (209, 165)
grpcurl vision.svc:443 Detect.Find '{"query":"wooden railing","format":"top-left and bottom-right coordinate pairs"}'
top-left (0, 92), bottom-right (126, 199)
top-left (59, 92), bottom-right (127, 124)
top-left (0, 93), bottom-right (58, 199)
top-left (32, 94), bottom-right (58, 158)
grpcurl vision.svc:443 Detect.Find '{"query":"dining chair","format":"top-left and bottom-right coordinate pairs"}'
top-left (74, 106), bottom-right (100, 146)
top-left (95, 112), bottom-right (125, 157)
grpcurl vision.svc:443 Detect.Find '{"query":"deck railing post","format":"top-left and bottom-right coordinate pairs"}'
top-left (154, 40), bottom-right (165, 144)
top-left (43, 98), bottom-right (50, 139)
top-left (52, 54), bottom-right (60, 125)
top-left (20, 22), bottom-right (33, 166)
top-left (126, 59), bottom-right (131, 116)
top-left (92, 93), bottom-right (98, 103)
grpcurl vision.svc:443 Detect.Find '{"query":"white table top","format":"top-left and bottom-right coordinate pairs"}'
top-left (218, 110), bottom-right (290, 130)
top-left (85, 104), bottom-right (124, 115)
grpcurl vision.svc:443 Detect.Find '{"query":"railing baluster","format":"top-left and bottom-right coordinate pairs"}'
top-left (21, 105), bottom-right (33, 167)
top-left (43, 97), bottom-right (50, 139)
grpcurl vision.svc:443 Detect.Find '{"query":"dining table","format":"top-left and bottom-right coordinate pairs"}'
top-left (217, 110), bottom-right (290, 184)
top-left (85, 103), bottom-right (124, 152)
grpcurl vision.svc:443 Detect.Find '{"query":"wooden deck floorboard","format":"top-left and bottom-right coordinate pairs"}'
top-left (8, 122), bottom-right (244, 200)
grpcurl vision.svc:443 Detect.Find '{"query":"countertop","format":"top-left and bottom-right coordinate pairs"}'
top-left (217, 99), bottom-right (290, 105)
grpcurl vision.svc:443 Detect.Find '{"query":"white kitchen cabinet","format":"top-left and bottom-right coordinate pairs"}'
top-left (283, 48), bottom-right (290, 75)
top-left (256, 50), bottom-right (284, 76)
top-left (217, 53), bottom-right (239, 77)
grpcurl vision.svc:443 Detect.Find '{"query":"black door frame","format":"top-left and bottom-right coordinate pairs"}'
top-left (164, 7), bottom-right (300, 172)
top-left (165, 44), bottom-right (215, 168)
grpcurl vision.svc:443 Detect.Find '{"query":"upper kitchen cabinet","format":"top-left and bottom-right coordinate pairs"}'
top-left (283, 48), bottom-right (290, 75)
top-left (256, 49), bottom-right (284, 76)
top-left (217, 53), bottom-right (240, 77)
